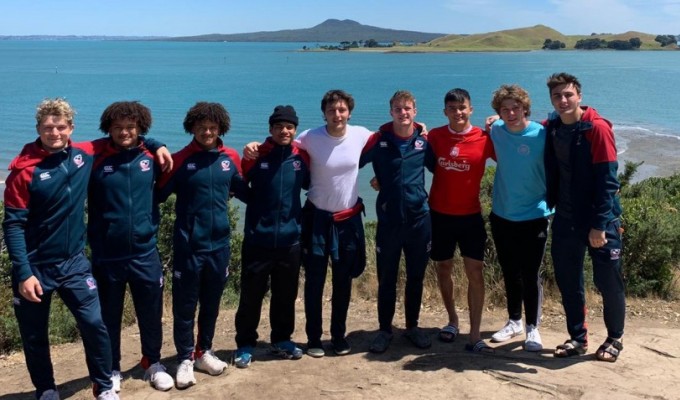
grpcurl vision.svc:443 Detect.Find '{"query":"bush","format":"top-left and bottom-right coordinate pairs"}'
top-left (619, 169), bottom-right (680, 298)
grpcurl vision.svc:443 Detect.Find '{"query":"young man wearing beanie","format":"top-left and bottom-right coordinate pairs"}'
top-left (244, 90), bottom-right (373, 357)
top-left (233, 105), bottom-right (310, 368)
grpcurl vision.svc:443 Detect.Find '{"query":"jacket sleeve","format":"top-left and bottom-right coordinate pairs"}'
top-left (142, 137), bottom-right (167, 154)
top-left (359, 132), bottom-right (380, 168)
top-left (2, 168), bottom-right (34, 281)
top-left (587, 122), bottom-right (620, 230)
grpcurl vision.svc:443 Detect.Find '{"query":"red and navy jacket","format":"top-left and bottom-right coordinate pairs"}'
top-left (359, 122), bottom-right (431, 225)
top-left (156, 138), bottom-right (248, 254)
top-left (87, 137), bottom-right (162, 263)
top-left (3, 139), bottom-right (99, 282)
top-left (544, 106), bottom-right (622, 230)
top-left (241, 137), bottom-right (310, 249)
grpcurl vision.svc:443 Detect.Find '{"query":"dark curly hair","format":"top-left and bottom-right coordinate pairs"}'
top-left (99, 101), bottom-right (152, 135)
top-left (183, 102), bottom-right (231, 135)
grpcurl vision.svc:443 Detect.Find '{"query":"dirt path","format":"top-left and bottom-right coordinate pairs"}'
top-left (1, 297), bottom-right (679, 400)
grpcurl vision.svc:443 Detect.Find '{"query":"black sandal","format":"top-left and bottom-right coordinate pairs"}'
top-left (554, 339), bottom-right (588, 358)
top-left (596, 337), bottom-right (623, 362)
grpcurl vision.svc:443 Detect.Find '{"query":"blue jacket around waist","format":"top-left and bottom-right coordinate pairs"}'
top-left (3, 139), bottom-right (94, 281)
top-left (544, 106), bottom-right (622, 231)
top-left (156, 138), bottom-right (248, 254)
top-left (88, 137), bottom-right (161, 263)
top-left (359, 122), bottom-right (430, 225)
top-left (241, 138), bottom-right (310, 248)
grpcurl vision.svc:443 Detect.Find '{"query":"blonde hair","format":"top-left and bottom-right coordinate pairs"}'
top-left (35, 98), bottom-right (76, 126)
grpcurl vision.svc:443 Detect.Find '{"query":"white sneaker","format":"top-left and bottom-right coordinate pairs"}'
top-left (491, 319), bottom-right (524, 342)
top-left (110, 370), bottom-right (122, 393)
top-left (96, 389), bottom-right (120, 400)
top-left (39, 389), bottom-right (60, 400)
top-left (194, 350), bottom-right (228, 376)
top-left (175, 359), bottom-right (196, 389)
top-left (144, 362), bottom-right (174, 391)
top-left (524, 324), bottom-right (543, 352)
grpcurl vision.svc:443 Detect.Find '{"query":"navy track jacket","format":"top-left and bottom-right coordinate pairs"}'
top-left (241, 137), bottom-right (310, 248)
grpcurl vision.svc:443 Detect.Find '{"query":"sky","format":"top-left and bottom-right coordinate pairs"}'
top-left (1, 0), bottom-right (678, 37)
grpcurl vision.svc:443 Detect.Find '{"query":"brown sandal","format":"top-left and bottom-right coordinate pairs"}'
top-left (554, 339), bottom-right (588, 358)
top-left (596, 337), bottom-right (623, 362)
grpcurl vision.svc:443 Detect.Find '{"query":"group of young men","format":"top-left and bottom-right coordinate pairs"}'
top-left (3, 71), bottom-right (625, 399)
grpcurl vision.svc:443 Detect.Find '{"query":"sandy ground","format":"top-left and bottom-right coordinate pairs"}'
top-left (0, 295), bottom-right (679, 400)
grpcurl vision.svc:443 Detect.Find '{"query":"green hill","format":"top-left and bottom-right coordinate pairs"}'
top-left (403, 25), bottom-right (675, 51)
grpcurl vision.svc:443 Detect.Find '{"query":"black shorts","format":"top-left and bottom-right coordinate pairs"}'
top-left (430, 210), bottom-right (487, 262)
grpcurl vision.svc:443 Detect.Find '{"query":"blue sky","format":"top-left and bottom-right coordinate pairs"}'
top-left (1, 0), bottom-right (678, 36)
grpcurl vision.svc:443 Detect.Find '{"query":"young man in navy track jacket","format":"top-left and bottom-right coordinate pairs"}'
top-left (545, 72), bottom-right (625, 362)
top-left (156, 102), bottom-right (249, 388)
top-left (233, 105), bottom-right (310, 368)
top-left (359, 90), bottom-right (433, 353)
top-left (3, 98), bottom-right (118, 400)
top-left (88, 101), bottom-right (174, 392)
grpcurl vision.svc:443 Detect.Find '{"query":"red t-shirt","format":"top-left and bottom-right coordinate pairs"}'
top-left (427, 125), bottom-right (494, 215)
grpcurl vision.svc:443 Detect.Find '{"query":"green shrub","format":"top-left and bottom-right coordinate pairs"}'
top-left (619, 168), bottom-right (680, 298)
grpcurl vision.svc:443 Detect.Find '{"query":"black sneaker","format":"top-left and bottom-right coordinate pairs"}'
top-left (331, 337), bottom-right (351, 356)
top-left (306, 340), bottom-right (325, 358)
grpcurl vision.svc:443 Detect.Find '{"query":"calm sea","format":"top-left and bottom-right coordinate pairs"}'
top-left (1, 41), bottom-right (679, 221)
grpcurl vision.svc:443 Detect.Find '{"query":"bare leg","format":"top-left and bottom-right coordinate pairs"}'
top-left (436, 259), bottom-right (459, 327)
top-left (463, 256), bottom-right (485, 343)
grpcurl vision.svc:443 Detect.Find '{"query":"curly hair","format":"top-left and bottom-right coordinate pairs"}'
top-left (321, 89), bottom-right (355, 113)
top-left (183, 102), bottom-right (231, 135)
top-left (35, 98), bottom-right (75, 126)
top-left (99, 101), bottom-right (152, 135)
top-left (491, 84), bottom-right (532, 117)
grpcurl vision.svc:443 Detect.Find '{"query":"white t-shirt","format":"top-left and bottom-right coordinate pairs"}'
top-left (295, 124), bottom-right (372, 212)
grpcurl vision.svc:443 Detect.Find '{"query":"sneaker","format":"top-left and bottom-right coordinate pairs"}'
top-left (271, 340), bottom-right (303, 360)
top-left (234, 347), bottom-right (253, 368)
top-left (39, 389), bottom-right (60, 400)
top-left (144, 362), bottom-right (174, 391)
top-left (96, 389), bottom-right (120, 400)
top-left (524, 324), bottom-right (543, 352)
top-left (195, 350), bottom-right (228, 376)
top-left (306, 340), bottom-right (325, 358)
top-left (110, 370), bottom-right (121, 393)
top-left (491, 319), bottom-right (524, 343)
top-left (369, 331), bottom-right (393, 353)
top-left (175, 359), bottom-right (196, 389)
top-left (404, 327), bottom-right (432, 349)
top-left (331, 337), bottom-right (351, 356)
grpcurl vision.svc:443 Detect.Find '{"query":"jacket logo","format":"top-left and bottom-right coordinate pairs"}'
top-left (13, 297), bottom-right (20, 306)
top-left (518, 144), bottom-right (530, 155)
top-left (73, 154), bottom-right (85, 168)
top-left (221, 160), bottom-right (231, 171)
top-left (260, 162), bottom-right (269, 170)
top-left (415, 140), bottom-right (424, 150)
top-left (140, 159), bottom-right (151, 172)
top-left (293, 161), bottom-right (301, 171)
top-left (103, 165), bottom-right (114, 173)
top-left (380, 141), bottom-right (388, 148)
top-left (610, 248), bottom-right (621, 260)
top-left (187, 163), bottom-right (197, 171)
top-left (174, 271), bottom-right (182, 279)
top-left (86, 277), bottom-right (97, 290)
top-left (449, 146), bottom-right (460, 157)
top-left (39, 172), bottom-right (52, 181)
top-left (438, 157), bottom-right (470, 172)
